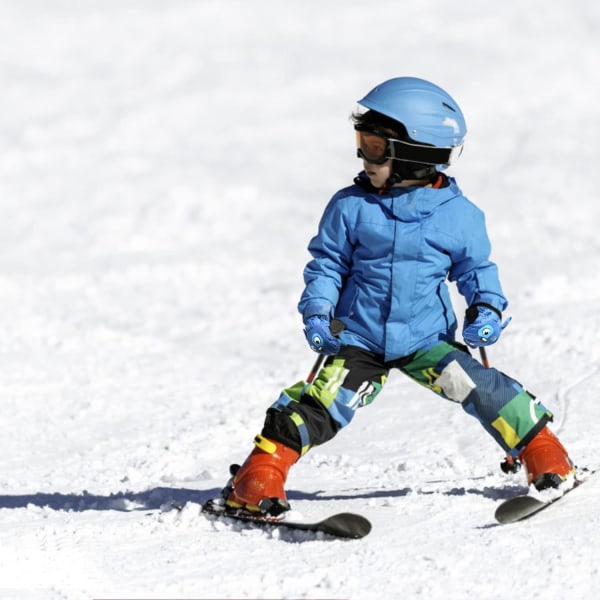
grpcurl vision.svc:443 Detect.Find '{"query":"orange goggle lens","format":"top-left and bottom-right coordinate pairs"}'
top-left (355, 130), bottom-right (389, 164)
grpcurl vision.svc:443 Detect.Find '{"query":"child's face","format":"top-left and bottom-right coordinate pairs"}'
top-left (362, 159), bottom-right (393, 189)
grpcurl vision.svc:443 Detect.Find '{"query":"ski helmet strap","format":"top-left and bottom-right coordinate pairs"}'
top-left (385, 163), bottom-right (438, 188)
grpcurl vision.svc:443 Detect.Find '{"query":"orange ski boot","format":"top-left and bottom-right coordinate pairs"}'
top-left (225, 434), bottom-right (299, 516)
top-left (518, 426), bottom-right (575, 491)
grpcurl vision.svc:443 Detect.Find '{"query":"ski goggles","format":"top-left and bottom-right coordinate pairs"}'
top-left (355, 125), bottom-right (463, 166)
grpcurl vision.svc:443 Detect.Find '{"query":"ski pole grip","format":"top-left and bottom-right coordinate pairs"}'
top-left (330, 319), bottom-right (345, 336)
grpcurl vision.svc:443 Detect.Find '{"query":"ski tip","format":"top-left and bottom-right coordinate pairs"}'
top-left (494, 495), bottom-right (545, 524)
top-left (320, 512), bottom-right (372, 539)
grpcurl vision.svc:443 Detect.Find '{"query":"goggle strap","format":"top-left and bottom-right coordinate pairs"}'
top-left (387, 138), bottom-right (463, 166)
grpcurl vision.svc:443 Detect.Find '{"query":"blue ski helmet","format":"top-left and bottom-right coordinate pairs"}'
top-left (357, 77), bottom-right (467, 151)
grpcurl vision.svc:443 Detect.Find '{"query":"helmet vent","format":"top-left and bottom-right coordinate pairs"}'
top-left (442, 102), bottom-right (456, 112)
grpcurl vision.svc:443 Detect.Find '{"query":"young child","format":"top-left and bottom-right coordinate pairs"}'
top-left (219, 76), bottom-right (576, 517)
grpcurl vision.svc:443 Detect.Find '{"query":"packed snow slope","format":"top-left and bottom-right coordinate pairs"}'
top-left (1, 1), bottom-right (600, 599)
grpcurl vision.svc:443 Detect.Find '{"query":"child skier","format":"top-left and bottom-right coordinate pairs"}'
top-left (219, 76), bottom-right (576, 518)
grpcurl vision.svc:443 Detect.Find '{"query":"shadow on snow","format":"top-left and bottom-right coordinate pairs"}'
top-left (0, 482), bottom-right (525, 512)
top-left (0, 487), bottom-right (219, 512)
top-left (290, 484), bottom-right (524, 503)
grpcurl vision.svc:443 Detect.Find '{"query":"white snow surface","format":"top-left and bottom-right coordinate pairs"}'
top-left (2, 1), bottom-right (600, 599)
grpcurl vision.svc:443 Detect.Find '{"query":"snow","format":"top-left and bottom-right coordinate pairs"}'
top-left (1, 0), bottom-right (600, 598)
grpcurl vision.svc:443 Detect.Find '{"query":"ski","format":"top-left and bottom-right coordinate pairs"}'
top-left (201, 500), bottom-right (371, 539)
top-left (495, 469), bottom-right (595, 524)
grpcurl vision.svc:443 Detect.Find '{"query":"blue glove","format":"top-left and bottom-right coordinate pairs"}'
top-left (462, 303), bottom-right (512, 348)
top-left (303, 315), bottom-right (341, 355)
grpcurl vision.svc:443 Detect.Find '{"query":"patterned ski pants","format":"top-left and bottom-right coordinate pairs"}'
top-left (262, 343), bottom-right (552, 457)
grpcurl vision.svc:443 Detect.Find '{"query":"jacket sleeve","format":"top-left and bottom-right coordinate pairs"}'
top-left (447, 203), bottom-right (508, 313)
top-left (297, 194), bottom-right (355, 320)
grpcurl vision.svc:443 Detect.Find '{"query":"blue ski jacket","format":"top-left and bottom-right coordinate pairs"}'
top-left (298, 173), bottom-right (508, 361)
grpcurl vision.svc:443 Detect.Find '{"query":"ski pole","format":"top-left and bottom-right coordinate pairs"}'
top-left (479, 347), bottom-right (490, 369)
top-left (306, 319), bottom-right (345, 384)
top-left (306, 355), bottom-right (325, 384)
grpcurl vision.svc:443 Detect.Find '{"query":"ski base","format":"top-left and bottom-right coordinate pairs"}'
top-left (495, 469), bottom-right (594, 524)
top-left (201, 500), bottom-right (371, 539)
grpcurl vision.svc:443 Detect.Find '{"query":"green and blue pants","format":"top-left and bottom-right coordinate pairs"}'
top-left (262, 343), bottom-right (551, 457)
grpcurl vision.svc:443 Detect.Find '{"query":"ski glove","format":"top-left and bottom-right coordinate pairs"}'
top-left (303, 314), bottom-right (341, 355)
top-left (462, 303), bottom-right (512, 348)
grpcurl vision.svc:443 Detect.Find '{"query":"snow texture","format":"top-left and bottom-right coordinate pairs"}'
top-left (1, 1), bottom-right (600, 599)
